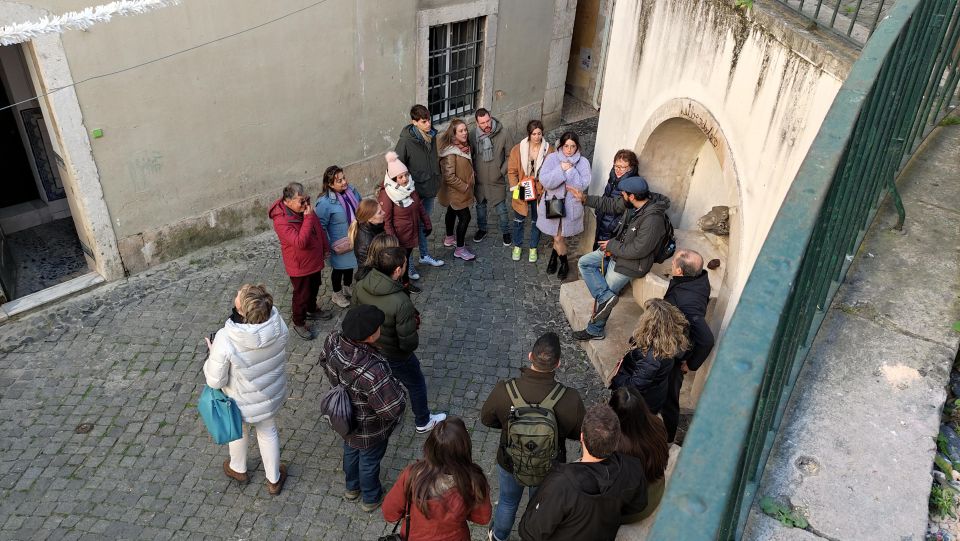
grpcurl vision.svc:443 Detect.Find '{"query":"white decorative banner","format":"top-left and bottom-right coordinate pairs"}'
top-left (0, 0), bottom-right (180, 46)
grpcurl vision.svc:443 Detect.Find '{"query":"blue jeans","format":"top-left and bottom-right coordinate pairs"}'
top-left (578, 249), bottom-right (632, 336)
top-left (387, 354), bottom-right (430, 427)
top-left (417, 196), bottom-right (436, 258)
top-left (343, 438), bottom-right (389, 504)
top-left (476, 198), bottom-right (509, 234)
top-left (512, 202), bottom-right (541, 249)
top-left (492, 464), bottom-right (540, 541)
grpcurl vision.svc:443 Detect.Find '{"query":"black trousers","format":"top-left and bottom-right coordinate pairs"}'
top-left (445, 207), bottom-right (471, 247)
top-left (331, 268), bottom-right (353, 292)
top-left (662, 366), bottom-right (684, 443)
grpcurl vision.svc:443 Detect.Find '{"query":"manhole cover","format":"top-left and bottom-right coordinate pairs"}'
top-left (74, 423), bottom-right (94, 434)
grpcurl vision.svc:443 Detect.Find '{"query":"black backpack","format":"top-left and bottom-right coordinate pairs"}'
top-left (653, 213), bottom-right (676, 264)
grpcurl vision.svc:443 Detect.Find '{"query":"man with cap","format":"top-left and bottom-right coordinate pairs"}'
top-left (566, 176), bottom-right (671, 340)
top-left (319, 305), bottom-right (407, 512)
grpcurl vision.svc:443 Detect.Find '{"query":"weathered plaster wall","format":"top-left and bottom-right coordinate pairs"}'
top-left (593, 0), bottom-right (854, 331)
top-left (6, 0), bottom-right (567, 273)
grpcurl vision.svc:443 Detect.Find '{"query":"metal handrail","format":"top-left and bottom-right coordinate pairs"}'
top-left (650, 0), bottom-right (960, 537)
top-left (775, 0), bottom-right (892, 46)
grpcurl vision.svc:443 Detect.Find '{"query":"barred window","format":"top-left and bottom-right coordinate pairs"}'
top-left (428, 18), bottom-right (485, 123)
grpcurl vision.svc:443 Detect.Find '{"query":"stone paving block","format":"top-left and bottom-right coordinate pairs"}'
top-left (0, 191), bottom-right (607, 539)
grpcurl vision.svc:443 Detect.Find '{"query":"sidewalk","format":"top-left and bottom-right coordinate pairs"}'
top-left (743, 124), bottom-right (960, 539)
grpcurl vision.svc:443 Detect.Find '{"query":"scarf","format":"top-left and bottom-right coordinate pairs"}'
top-left (417, 125), bottom-right (433, 145)
top-left (454, 140), bottom-right (471, 156)
top-left (335, 188), bottom-right (359, 224)
top-left (383, 173), bottom-right (416, 208)
top-left (475, 119), bottom-right (497, 163)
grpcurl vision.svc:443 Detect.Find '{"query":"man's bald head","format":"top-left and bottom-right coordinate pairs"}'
top-left (674, 249), bottom-right (703, 277)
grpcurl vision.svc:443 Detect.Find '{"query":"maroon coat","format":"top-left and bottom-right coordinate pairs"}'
top-left (378, 190), bottom-right (432, 249)
top-left (268, 198), bottom-right (328, 277)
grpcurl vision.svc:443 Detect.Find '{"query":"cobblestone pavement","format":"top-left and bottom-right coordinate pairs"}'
top-left (0, 195), bottom-right (610, 540)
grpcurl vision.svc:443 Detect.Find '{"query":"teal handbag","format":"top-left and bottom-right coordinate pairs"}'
top-left (198, 386), bottom-right (243, 444)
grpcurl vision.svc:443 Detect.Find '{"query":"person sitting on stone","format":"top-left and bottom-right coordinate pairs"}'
top-left (662, 248), bottom-right (715, 442)
top-left (518, 404), bottom-right (648, 541)
top-left (566, 176), bottom-right (670, 341)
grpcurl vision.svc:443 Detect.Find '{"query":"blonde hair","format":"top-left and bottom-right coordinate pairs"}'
top-left (348, 199), bottom-right (380, 245)
top-left (363, 233), bottom-right (399, 268)
top-left (632, 299), bottom-right (690, 360)
top-left (237, 284), bottom-right (273, 324)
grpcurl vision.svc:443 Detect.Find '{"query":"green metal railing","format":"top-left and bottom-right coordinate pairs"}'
top-left (776, 0), bottom-right (892, 46)
top-left (651, 0), bottom-right (960, 538)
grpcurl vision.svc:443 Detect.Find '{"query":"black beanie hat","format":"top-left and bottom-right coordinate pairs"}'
top-left (342, 305), bottom-right (385, 341)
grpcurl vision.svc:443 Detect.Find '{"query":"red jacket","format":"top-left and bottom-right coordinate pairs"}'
top-left (383, 465), bottom-right (492, 541)
top-left (268, 198), bottom-right (328, 277)
top-left (378, 190), bottom-right (432, 249)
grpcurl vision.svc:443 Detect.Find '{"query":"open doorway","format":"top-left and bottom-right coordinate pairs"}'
top-left (0, 44), bottom-right (89, 303)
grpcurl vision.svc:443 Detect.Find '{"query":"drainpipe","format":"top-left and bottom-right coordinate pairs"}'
top-left (592, 0), bottom-right (617, 109)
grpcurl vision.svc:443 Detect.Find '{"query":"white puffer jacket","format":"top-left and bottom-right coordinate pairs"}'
top-left (203, 307), bottom-right (289, 423)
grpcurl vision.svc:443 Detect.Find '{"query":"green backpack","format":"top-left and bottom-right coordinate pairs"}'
top-left (503, 380), bottom-right (566, 487)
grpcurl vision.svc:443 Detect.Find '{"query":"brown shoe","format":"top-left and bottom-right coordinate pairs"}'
top-left (223, 459), bottom-right (249, 484)
top-left (267, 463), bottom-right (288, 495)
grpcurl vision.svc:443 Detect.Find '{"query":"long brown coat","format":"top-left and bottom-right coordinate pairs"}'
top-left (437, 146), bottom-right (476, 211)
top-left (507, 139), bottom-right (554, 216)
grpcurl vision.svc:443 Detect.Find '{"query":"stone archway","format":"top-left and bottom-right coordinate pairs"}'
top-left (632, 98), bottom-right (743, 408)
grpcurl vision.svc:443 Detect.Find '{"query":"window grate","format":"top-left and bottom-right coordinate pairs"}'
top-left (428, 17), bottom-right (485, 123)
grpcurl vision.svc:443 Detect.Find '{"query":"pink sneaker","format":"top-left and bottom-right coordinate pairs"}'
top-left (454, 246), bottom-right (476, 261)
top-left (443, 235), bottom-right (456, 247)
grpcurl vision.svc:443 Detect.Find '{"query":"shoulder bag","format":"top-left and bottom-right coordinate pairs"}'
top-left (377, 490), bottom-right (411, 541)
top-left (197, 386), bottom-right (243, 444)
top-left (545, 195), bottom-right (566, 219)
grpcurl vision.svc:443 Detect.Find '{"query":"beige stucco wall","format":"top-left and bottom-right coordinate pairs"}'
top-left (593, 0), bottom-right (853, 330)
top-left (6, 0), bottom-right (564, 273)
top-left (589, 0), bottom-right (857, 406)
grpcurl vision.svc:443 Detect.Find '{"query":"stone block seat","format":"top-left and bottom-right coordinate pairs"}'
top-left (560, 229), bottom-right (727, 406)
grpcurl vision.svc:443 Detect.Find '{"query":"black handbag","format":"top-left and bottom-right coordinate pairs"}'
top-left (545, 196), bottom-right (566, 219)
top-left (377, 494), bottom-right (411, 541)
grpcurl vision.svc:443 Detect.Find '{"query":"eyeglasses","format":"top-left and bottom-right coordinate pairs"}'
top-left (613, 165), bottom-right (630, 171)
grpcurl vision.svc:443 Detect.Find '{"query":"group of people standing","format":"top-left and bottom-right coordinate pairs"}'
top-left (201, 104), bottom-right (718, 539)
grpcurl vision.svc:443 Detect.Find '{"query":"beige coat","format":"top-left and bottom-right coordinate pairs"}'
top-left (437, 146), bottom-right (476, 211)
top-left (507, 139), bottom-right (553, 216)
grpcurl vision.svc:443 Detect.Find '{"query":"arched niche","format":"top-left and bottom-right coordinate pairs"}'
top-left (632, 98), bottom-right (743, 408)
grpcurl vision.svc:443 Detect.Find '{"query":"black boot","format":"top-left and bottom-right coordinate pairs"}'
top-left (546, 249), bottom-right (559, 274)
top-left (557, 254), bottom-right (570, 280)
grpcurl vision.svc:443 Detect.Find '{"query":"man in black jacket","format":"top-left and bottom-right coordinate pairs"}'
top-left (481, 332), bottom-right (585, 541)
top-left (567, 176), bottom-right (670, 340)
top-left (663, 249), bottom-right (715, 442)
top-left (519, 404), bottom-right (648, 541)
top-left (395, 104), bottom-right (445, 273)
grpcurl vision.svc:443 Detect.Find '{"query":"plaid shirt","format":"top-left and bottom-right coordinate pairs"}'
top-left (319, 331), bottom-right (406, 449)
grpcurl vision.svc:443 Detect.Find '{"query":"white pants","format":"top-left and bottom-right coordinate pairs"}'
top-left (228, 416), bottom-right (281, 483)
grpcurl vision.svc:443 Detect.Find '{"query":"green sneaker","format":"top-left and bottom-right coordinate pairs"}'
top-left (528, 248), bottom-right (538, 263)
top-left (511, 246), bottom-right (522, 261)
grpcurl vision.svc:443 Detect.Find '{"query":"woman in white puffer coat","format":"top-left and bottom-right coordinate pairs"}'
top-left (203, 284), bottom-right (290, 495)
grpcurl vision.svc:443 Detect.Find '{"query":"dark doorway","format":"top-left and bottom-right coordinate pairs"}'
top-left (0, 81), bottom-right (39, 207)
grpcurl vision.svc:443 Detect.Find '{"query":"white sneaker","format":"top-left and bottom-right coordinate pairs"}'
top-left (419, 255), bottom-right (445, 267)
top-left (416, 412), bottom-right (447, 433)
top-left (342, 285), bottom-right (352, 298)
top-left (331, 291), bottom-right (351, 308)
top-left (408, 263), bottom-right (420, 281)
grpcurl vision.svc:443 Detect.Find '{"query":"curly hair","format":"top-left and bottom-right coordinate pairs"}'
top-left (632, 299), bottom-right (690, 360)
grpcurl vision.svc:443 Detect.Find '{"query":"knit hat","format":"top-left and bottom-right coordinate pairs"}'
top-left (341, 305), bottom-right (385, 341)
top-left (618, 175), bottom-right (650, 197)
top-left (385, 151), bottom-right (409, 179)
